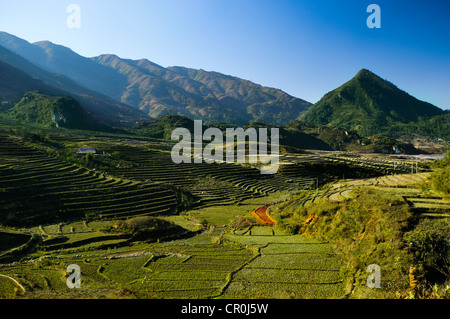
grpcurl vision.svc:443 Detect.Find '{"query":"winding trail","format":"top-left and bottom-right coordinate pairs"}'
top-left (0, 274), bottom-right (26, 293)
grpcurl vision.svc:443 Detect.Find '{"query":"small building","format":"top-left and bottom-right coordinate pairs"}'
top-left (76, 147), bottom-right (97, 155)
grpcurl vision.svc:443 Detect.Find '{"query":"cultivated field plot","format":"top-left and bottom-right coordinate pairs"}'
top-left (43, 132), bottom-right (318, 209)
top-left (0, 232), bottom-right (256, 299)
top-left (1, 128), bottom-right (444, 299)
top-left (287, 172), bottom-right (432, 209)
top-left (223, 226), bottom-right (344, 298)
top-left (0, 222), bottom-right (344, 299)
top-left (101, 143), bottom-right (314, 206)
top-left (403, 196), bottom-right (450, 219)
top-left (322, 153), bottom-right (419, 175)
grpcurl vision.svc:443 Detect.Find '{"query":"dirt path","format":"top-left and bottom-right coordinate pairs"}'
top-left (0, 274), bottom-right (26, 293)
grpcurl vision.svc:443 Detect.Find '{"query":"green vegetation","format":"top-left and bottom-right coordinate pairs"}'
top-left (222, 227), bottom-right (343, 298)
top-left (427, 151), bottom-right (450, 196)
top-left (100, 216), bottom-right (190, 241)
top-left (8, 91), bottom-right (111, 131)
top-left (300, 69), bottom-right (445, 138)
top-left (273, 174), bottom-right (449, 298)
top-left (134, 115), bottom-right (195, 139)
top-left (382, 113), bottom-right (450, 141)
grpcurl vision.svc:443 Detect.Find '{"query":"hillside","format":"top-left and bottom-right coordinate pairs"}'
top-left (9, 91), bottom-right (111, 131)
top-left (92, 55), bottom-right (312, 124)
top-left (385, 112), bottom-right (450, 141)
top-left (244, 121), bottom-right (333, 151)
top-left (134, 114), bottom-right (195, 140)
top-left (0, 32), bottom-right (311, 126)
top-left (300, 69), bottom-right (445, 137)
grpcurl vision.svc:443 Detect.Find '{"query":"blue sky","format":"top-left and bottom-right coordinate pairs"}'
top-left (0, 0), bottom-right (449, 109)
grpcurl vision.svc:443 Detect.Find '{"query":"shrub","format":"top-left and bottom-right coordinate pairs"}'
top-left (230, 215), bottom-right (258, 229)
top-left (404, 219), bottom-right (450, 287)
top-left (428, 151), bottom-right (450, 196)
top-left (100, 216), bottom-right (184, 242)
top-left (430, 166), bottom-right (450, 195)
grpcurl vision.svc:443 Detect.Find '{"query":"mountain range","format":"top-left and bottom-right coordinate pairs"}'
top-left (0, 31), bottom-right (447, 141)
top-left (0, 32), bottom-right (311, 125)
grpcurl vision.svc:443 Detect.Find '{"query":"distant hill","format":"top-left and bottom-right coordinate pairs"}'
top-left (299, 69), bottom-right (445, 137)
top-left (1, 32), bottom-right (446, 141)
top-left (167, 66), bottom-right (312, 124)
top-left (134, 114), bottom-right (196, 140)
top-left (244, 121), bottom-right (333, 151)
top-left (9, 91), bottom-right (111, 131)
top-left (0, 33), bottom-right (127, 102)
top-left (135, 114), bottom-right (333, 151)
top-left (0, 32), bottom-right (311, 126)
top-left (286, 120), bottom-right (361, 150)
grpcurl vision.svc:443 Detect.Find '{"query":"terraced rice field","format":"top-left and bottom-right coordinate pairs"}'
top-left (321, 173), bottom-right (430, 201)
top-left (0, 134), bottom-right (180, 226)
top-left (323, 153), bottom-right (417, 175)
top-left (0, 130), bottom-right (334, 298)
top-left (403, 196), bottom-right (450, 219)
top-left (0, 128), bottom-right (444, 299)
top-left (0, 232), bottom-right (255, 299)
top-left (223, 226), bottom-right (343, 298)
top-left (41, 134), bottom-right (318, 209)
top-left (286, 171), bottom-right (431, 207)
top-left (101, 144), bottom-right (314, 205)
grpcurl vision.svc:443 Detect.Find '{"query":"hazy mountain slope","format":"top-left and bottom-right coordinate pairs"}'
top-left (0, 32), bottom-right (127, 101)
top-left (300, 69), bottom-right (444, 136)
top-left (0, 39), bottom-right (147, 125)
top-left (0, 32), bottom-right (311, 126)
top-left (0, 45), bottom-right (92, 97)
top-left (0, 59), bottom-right (59, 102)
